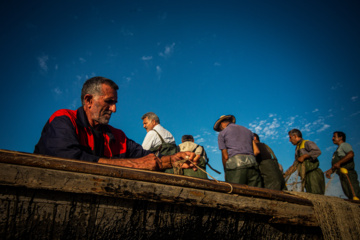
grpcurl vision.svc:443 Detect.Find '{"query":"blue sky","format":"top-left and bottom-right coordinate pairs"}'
top-left (1, 0), bottom-right (359, 198)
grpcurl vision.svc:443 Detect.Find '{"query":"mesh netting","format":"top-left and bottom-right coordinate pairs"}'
top-left (288, 191), bottom-right (360, 240)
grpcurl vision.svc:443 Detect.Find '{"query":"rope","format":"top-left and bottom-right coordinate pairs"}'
top-left (173, 158), bottom-right (233, 194)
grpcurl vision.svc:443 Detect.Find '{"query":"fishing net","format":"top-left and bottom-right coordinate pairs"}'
top-left (288, 191), bottom-right (360, 240)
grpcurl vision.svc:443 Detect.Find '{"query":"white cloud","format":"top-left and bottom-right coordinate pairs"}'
top-left (156, 66), bottom-right (162, 79)
top-left (53, 87), bottom-right (62, 95)
top-left (38, 55), bottom-right (49, 72)
top-left (197, 138), bottom-right (205, 143)
top-left (351, 96), bottom-right (358, 102)
top-left (120, 28), bottom-right (134, 36)
top-left (156, 66), bottom-right (162, 74)
top-left (123, 76), bottom-right (131, 83)
top-left (193, 135), bottom-right (201, 139)
top-left (141, 56), bottom-right (153, 61)
top-left (159, 43), bottom-right (175, 58)
top-left (79, 57), bottom-right (86, 63)
top-left (249, 113), bottom-right (332, 141)
top-left (249, 117), bottom-right (280, 140)
top-left (214, 62), bottom-right (221, 66)
top-left (350, 111), bottom-right (360, 117)
top-left (331, 82), bottom-right (343, 90)
top-left (312, 108), bottom-right (319, 113)
top-left (325, 145), bottom-right (337, 152)
top-left (317, 124), bottom-right (330, 133)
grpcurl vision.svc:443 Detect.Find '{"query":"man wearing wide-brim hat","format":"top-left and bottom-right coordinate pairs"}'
top-left (214, 115), bottom-right (262, 187)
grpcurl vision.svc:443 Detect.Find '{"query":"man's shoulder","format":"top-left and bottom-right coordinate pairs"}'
top-left (107, 125), bottom-right (126, 137)
top-left (339, 142), bottom-right (353, 152)
top-left (155, 124), bottom-right (171, 133)
top-left (179, 141), bottom-right (198, 148)
top-left (179, 141), bottom-right (203, 152)
top-left (49, 109), bottom-right (77, 122)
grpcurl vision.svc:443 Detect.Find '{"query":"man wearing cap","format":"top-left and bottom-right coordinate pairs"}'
top-left (178, 135), bottom-right (208, 179)
top-left (214, 115), bottom-right (262, 187)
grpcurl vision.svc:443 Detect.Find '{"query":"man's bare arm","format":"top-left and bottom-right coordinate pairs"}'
top-left (221, 149), bottom-right (229, 170)
top-left (98, 152), bottom-right (198, 171)
top-left (333, 151), bottom-right (354, 169)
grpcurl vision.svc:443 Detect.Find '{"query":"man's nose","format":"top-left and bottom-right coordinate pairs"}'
top-left (109, 104), bottom-right (116, 113)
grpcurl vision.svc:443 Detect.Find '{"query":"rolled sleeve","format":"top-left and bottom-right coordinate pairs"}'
top-left (305, 141), bottom-right (321, 160)
top-left (218, 133), bottom-right (226, 150)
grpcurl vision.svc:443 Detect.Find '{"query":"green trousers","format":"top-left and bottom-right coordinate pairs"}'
top-left (304, 168), bottom-right (325, 195)
top-left (338, 169), bottom-right (360, 199)
top-left (259, 159), bottom-right (285, 190)
top-left (225, 167), bottom-right (262, 187)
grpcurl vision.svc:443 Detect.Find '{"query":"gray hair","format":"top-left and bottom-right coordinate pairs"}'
top-left (81, 76), bottom-right (119, 106)
top-left (288, 129), bottom-right (302, 138)
top-left (141, 112), bottom-right (160, 124)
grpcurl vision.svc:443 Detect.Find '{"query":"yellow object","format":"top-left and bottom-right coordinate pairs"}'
top-left (340, 168), bottom-right (348, 174)
top-left (354, 196), bottom-right (359, 201)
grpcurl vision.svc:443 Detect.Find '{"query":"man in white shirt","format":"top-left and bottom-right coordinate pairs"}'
top-left (141, 112), bottom-right (176, 151)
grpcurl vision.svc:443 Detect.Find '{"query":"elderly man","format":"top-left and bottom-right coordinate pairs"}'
top-left (285, 129), bottom-right (325, 194)
top-left (34, 76), bottom-right (197, 171)
top-left (141, 112), bottom-right (176, 152)
top-left (325, 131), bottom-right (360, 199)
top-left (214, 115), bottom-right (261, 187)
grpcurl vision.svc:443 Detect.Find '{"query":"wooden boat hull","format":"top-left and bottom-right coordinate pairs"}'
top-left (0, 150), bottom-right (323, 239)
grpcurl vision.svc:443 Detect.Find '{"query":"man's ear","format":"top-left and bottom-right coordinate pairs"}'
top-left (84, 94), bottom-right (93, 108)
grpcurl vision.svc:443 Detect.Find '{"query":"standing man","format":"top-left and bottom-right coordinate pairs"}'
top-left (35, 76), bottom-right (198, 171)
top-left (285, 129), bottom-right (325, 195)
top-left (214, 115), bottom-right (261, 187)
top-left (253, 133), bottom-right (285, 190)
top-left (325, 131), bottom-right (360, 199)
top-left (179, 135), bottom-right (208, 179)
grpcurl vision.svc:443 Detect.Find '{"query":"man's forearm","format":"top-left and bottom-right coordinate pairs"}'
top-left (332, 151), bottom-right (354, 169)
top-left (158, 155), bottom-right (172, 169)
top-left (98, 155), bottom-right (159, 170)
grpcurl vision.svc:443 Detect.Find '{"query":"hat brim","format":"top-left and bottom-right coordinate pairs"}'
top-left (213, 115), bottom-right (236, 132)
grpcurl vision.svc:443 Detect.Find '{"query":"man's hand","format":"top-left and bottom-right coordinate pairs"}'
top-left (170, 151), bottom-right (200, 170)
top-left (297, 155), bottom-right (306, 163)
top-left (325, 169), bottom-right (334, 179)
top-left (332, 162), bottom-right (341, 169)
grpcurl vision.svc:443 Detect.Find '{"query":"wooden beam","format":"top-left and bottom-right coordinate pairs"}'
top-left (0, 149), bottom-right (312, 206)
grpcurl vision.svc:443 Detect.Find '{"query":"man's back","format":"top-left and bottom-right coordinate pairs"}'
top-left (218, 123), bottom-right (254, 157)
top-left (142, 124), bottom-right (175, 150)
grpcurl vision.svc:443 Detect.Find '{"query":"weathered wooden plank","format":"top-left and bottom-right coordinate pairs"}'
top-left (0, 149), bottom-right (312, 206)
top-left (0, 186), bottom-right (322, 240)
top-left (0, 162), bottom-right (317, 227)
top-left (0, 150), bottom-right (325, 239)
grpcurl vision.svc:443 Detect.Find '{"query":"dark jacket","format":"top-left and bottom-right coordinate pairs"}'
top-left (34, 107), bottom-right (151, 162)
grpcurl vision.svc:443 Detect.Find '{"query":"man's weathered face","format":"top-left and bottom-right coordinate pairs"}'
top-left (289, 134), bottom-right (298, 145)
top-left (219, 121), bottom-right (228, 131)
top-left (143, 117), bottom-right (156, 132)
top-left (332, 133), bottom-right (342, 145)
top-left (88, 84), bottom-right (117, 126)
